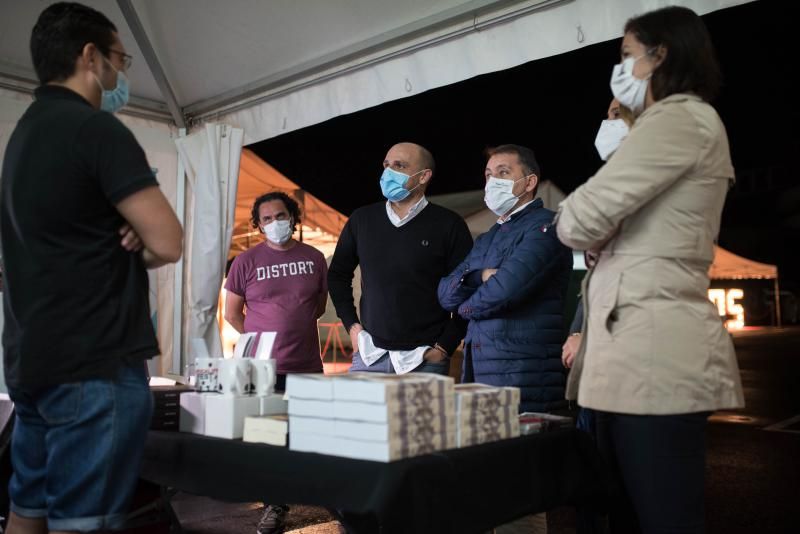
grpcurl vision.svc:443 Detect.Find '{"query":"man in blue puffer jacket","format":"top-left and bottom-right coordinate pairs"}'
top-left (438, 144), bottom-right (573, 413)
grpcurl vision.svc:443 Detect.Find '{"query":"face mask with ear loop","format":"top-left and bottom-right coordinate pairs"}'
top-left (91, 53), bottom-right (130, 113)
top-left (610, 50), bottom-right (656, 114)
top-left (380, 167), bottom-right (426, 202)
top-left (484, 174), bottom-right (532, 217)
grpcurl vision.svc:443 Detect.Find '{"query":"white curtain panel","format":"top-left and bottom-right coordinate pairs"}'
top-left (176, 123), bottom-right (244, 364)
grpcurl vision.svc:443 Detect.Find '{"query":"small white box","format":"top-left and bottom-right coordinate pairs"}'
top-left (204, 395), bottom-right (260, 439)
top-left (289, 415), bottom-right (336, 436)
top-left (179, 392), bottom-right (210, 434)
top-left (243, 415), bottom-right (288, 445)
top-left (333, 394), bottom-right (454, 424)
top-left (259, 393), bottom-right (288, 416)
top-left (288, 397), bottom-right (335, 419)
top-left (286, 374), bottom-right (335, 400)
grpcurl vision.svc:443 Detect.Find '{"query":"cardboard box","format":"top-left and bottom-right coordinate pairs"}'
top-left (455, 384), bottom-right (520, 412)
top-left (204, 394), bottom-right (260, 439)
top-left (289, 415), bottom-right (336, 436)
top-left (179, 392), bottom-right (210, 434)
top-left (290, 431), bottom-right (455, 462)
top-left (333, 372), bottom-right (454, 403)
top-left (333, 395), bottom-right (455, 424)
top-left (334, 415), bottom-right (455, 442)
top-left (286, 374), bottom-right (335, 400)
top-left (243, 415), bottom-right (288, 445)
top-left (259, 393), bottom-right (288, 415)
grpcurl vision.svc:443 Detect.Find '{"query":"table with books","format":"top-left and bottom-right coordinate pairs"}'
top-left (141, 372), bottom-right (606, 534)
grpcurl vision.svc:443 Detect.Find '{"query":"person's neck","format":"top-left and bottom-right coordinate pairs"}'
top-left (390, 191), bottom-right (425, 219)
top-left (500, 194), bottom-right (533, 221)
top-left (50, 75), bottom-right (101, 109)
top-left (265, 238), bottom-right (297, 251)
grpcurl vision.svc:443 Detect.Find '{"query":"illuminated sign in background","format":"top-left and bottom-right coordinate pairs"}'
top-left (708, 288), bottom-right (744, 330)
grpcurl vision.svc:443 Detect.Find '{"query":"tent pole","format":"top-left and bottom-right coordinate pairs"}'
top-left (774, 277), bottom-right (782, 328)
top-left (172, 128), bottom-right (187, 377)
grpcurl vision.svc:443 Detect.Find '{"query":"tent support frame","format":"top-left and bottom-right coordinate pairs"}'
top-left (116, 0), bottom-right (186, 128)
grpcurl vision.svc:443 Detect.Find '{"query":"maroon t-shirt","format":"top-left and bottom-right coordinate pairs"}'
top-left (225, 241), bottom-right (327, 373)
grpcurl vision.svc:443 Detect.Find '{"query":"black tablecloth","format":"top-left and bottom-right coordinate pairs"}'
top-left (142, 429), bottom-right (606, 534)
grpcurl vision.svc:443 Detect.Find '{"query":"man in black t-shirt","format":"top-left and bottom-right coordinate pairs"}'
top-left (328, 142), bottom-right (472, 376)
top-left (0, 3), bottom-right (182, 532)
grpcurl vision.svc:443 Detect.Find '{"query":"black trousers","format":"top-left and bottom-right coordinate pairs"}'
top-left (594, 410), bottom-right (710, 534)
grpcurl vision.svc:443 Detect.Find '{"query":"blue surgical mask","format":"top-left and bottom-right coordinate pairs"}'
top-left (92, 55), bottom-right (130, 113)
top-left (380, 167), bottom-right (424, 202)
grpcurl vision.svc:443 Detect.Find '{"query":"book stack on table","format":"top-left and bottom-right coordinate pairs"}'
top-left (454, 383), bottom-right (521, 447)
top-left (287, 372), bottom-right (456, 462)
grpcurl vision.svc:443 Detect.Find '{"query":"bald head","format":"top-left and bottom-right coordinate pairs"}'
top-left (386, 142), bottom-right (435, 176)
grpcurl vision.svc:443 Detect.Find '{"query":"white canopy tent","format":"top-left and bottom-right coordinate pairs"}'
top-left (0, 0), bottom-right (756, 378)
top-left (710, 245), bottom-right (781, 326)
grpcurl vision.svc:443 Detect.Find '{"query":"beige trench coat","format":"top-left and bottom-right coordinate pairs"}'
top-left (557, 93), bottom-right (744, 415)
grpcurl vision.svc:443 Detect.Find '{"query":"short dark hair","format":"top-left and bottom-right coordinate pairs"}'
top-left (486, 144), bottom-right (540, 197)
top-left (30, 2), bottom-right (117, 84)
top-left (487, 144), bottom-right (541, 176)
top-left (250, 192), bottom-right (301, 232)
top-left (625, 6), bottom-right (721, 102)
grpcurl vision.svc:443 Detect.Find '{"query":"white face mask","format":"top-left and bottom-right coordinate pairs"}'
top-left (594, 119), bottom-right (630, 161)
top-left (263, 219), bottom-right (293, 245)
top-left (610, 54), bottom-right (651, 114)
top-left (484, 175), bottom-right (527, 217)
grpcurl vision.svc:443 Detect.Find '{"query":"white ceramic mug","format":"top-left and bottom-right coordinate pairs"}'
top-left (218, 358), bottom-right (253, 396)
top-left (195, 357), bottom-right (222, 392)
top-left (251, 359), bottom-right (277, 396)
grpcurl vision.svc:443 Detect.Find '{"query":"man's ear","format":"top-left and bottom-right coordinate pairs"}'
top-left (525, 174), bottom-right (539, 193)
top-left (419, 169), bottom-right (433, 185)
top-left (81, 42), bottom-right (99, 68)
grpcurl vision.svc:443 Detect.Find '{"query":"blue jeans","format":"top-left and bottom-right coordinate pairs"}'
top-left (7, 362), bottom-right (153, 531)
top-left (349, 352), bottom-right (450, 375)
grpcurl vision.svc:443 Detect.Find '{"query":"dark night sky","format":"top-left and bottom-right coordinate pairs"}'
top-left (251, 0), bottom-right (800, 291)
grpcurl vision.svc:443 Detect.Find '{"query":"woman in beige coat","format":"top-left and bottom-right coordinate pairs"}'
top-left (556, 6), bottom-right (744, 533)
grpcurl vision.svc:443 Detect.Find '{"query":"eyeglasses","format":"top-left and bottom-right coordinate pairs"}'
top-left (108, 48), bottom-right (133, 71)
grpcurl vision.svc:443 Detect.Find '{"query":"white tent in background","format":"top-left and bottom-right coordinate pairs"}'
top-left (710, 246), bottom-right (781, 326)
top-left (709, 246), bottom-right (778, 280)
top-left (0, 0), bottom-right (756, 378)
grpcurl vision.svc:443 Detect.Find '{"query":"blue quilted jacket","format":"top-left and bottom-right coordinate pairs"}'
top-left (438, 199), bottom-right (572, 412)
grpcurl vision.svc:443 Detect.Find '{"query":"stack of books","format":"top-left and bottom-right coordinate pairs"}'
top-left (287, 372), bottom-right (455, 462)
top-left (454, 383), bottom-right (521, 447)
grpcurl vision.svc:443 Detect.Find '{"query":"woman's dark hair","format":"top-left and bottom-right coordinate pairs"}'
top-left (30, 2), bottom-right (117, 84)
top-left (250, 192), bottom-right (301, 232)
top-left (625, 6), bottom-right (721, 102)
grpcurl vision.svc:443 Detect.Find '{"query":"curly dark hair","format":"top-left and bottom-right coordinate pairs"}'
top-left (250, 192), bottom-right (301, 233)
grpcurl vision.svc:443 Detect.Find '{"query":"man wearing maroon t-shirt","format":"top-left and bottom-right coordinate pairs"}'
top-left (224, 191), bottom-right (327, 390)
top-left (224, 191), bottom-right (328, 534)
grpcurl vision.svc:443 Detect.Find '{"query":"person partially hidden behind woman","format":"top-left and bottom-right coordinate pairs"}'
top-left (556, 6), bottom-right (744, 534)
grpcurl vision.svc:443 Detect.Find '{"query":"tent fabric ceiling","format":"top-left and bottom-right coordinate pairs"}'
top-left (0, 0), bottom-right (755, 143)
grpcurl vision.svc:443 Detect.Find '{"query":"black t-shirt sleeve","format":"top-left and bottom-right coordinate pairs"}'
top-left (75, 112), bottom-right (158, 204)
